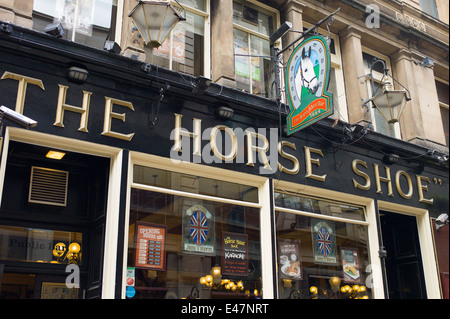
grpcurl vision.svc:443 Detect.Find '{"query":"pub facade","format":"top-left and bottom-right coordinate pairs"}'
top-left (0, 0), bottom-right (448, 300)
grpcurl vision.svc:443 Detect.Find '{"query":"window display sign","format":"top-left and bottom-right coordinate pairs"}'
top-left (222, 232), bottom-right (248, 276)
top-left (134, 223), bottom-right (166, 270)
top-left (341, 248), bottom-right (360, 282)
top-left (311, 219), bottom-right (337, 265)
top-left (278, 239), bottom-right (302, 280)
top-left (183, 204), bottom-right (215, 255)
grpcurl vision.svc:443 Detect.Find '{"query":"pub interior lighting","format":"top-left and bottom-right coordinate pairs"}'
top-left (363, 59), bottom-right (411, 124)
top-left (67, 66), bottom-right (89, 84)
top-left (128, 0), bottom-right (186, 48)
top-left (44, 22), bottom-right (65, 38)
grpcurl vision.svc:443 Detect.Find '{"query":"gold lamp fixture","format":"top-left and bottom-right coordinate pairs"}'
top-left (128, 0), bottom-right (186, 48)
top-left (363, 59), bottom-right (411, 124)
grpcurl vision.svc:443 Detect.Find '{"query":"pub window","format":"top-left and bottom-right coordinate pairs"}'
top-left (125, 165), bottom-right (263, 299)
top-left (274, 192), bottom-right (373, 299)
top-left (144, 0), bottom-right (210, 77)
top-left (233, 0), bottom-right (279, 99)
top-left (363, 49), bottom-right (400, 138)
top-left (32, 0), bottom-right (121, 50)
top-left (302, 23), bottom-right (348, 122)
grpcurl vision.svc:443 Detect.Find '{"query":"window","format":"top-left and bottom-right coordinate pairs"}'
top-left (126, 165), bottom-right (263, 299)
top-left (233, 0), bottom-right (279, 99)
top-left (32, 0), bottom-right (121, 50)
top-left (436, 79), bottom-right (449, 147)
top-left (144, 0), bottom-right (210, 77)
top-left (420, 0), bottom-right (439, 19)
top-left (302, 23), bottom-right (348, 122)
top-left (274, 192), bottom-right (373, 299)
top-left (363, 49), bottom-right (400, 138)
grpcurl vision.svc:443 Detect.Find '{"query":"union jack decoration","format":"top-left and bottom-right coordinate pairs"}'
top-left (190, 211), bottom-right (208, 244)
top-left (317, 226), bottom-right (332, 256)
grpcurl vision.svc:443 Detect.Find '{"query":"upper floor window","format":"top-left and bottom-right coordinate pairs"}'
top-left (144, 0), bottom-right (210, 77)
top-left (233, 0), bottom-right (279, 99)
top-left (363, 49), bottom-right (400, 139)
top-left (32, 0), bottom-right (120, 50)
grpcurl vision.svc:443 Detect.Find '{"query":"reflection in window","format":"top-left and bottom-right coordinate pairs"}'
top-left (32, 0), bottom-right (118, 50)
top-left (275, 193), bottom-right (372, 299)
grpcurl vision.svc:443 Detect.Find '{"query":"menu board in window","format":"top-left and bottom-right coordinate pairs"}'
top-left (222, 232), bottom-right (248, 276)
top-left (278, 239), bottom-right (302, 280)
top-left (134, 223), bottom-right (166, 271)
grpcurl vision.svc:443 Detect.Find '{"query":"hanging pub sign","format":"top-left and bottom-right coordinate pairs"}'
top-left (183, 204), bottom-right (215, 255)
top-left (311, 219), bottom-right (337, 265)
top-left (285, 35), bottom-right (333, 135)
top-left (222, 232), bottom-right (249, 276)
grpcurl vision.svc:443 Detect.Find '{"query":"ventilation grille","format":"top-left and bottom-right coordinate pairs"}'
top-left (29, 167), bottom-right (68, 206)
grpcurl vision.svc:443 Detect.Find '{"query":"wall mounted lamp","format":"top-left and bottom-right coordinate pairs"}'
top-left (363, 59), bottom-right (411, 124)
top-left (44, 23), bottom-right (65, 38)
top-left (128, 0), bottom-right (186, 48)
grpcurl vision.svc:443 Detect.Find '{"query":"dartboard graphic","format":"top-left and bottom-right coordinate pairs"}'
top-left (190, 211), bottom-right (208, 244)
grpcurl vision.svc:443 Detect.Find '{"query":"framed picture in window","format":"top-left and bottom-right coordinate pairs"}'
top-left (340, 248), bottom-right (360, 283)
top-left (278, 239), bottom-right (302, 280)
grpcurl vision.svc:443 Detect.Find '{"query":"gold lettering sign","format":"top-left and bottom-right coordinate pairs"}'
top-left (278, 141), bottom-right (300, 175)
top-left (352, 159), bottom-right (371, 191)
top-left (304, 146), bottom-right (326, 182)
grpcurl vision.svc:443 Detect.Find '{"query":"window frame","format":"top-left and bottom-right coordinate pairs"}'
top-left (232, 0), bottom-right (281, 98)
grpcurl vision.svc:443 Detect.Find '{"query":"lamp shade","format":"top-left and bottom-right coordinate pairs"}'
top-left (370, 82), bottom-right (410, 124)
top-left (129, 0), bottom-right (185, 48)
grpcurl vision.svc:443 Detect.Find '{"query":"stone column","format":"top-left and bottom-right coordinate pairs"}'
top-left (210, 0), bottom-right (236, 88)
top-left (339, 26), bottom-right (370, 126)
top-left (392, 49), bottom-right (447, 150)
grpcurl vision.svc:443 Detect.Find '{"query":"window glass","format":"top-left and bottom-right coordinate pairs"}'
top-left (145, 1), bottom-right (207, 76)
top-left (133, 165), bottom-right (258, 203)
top-left (32, 0), bottom-right (118, 49)
top-left (127, 188), bottom-right (262, 299)
top-left (233, 0), bottom-right (276, 99)
top-left (0, 225), bottom-right (82, 265)
top-left (275, 193), bottom-right (366, 222)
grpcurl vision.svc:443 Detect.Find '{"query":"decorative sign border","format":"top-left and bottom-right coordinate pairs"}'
top-left (285, 35), bottom-right (333, 134)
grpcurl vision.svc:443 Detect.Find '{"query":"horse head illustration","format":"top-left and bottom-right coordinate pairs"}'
top-left (293, 46), bottom-right (319, 109)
